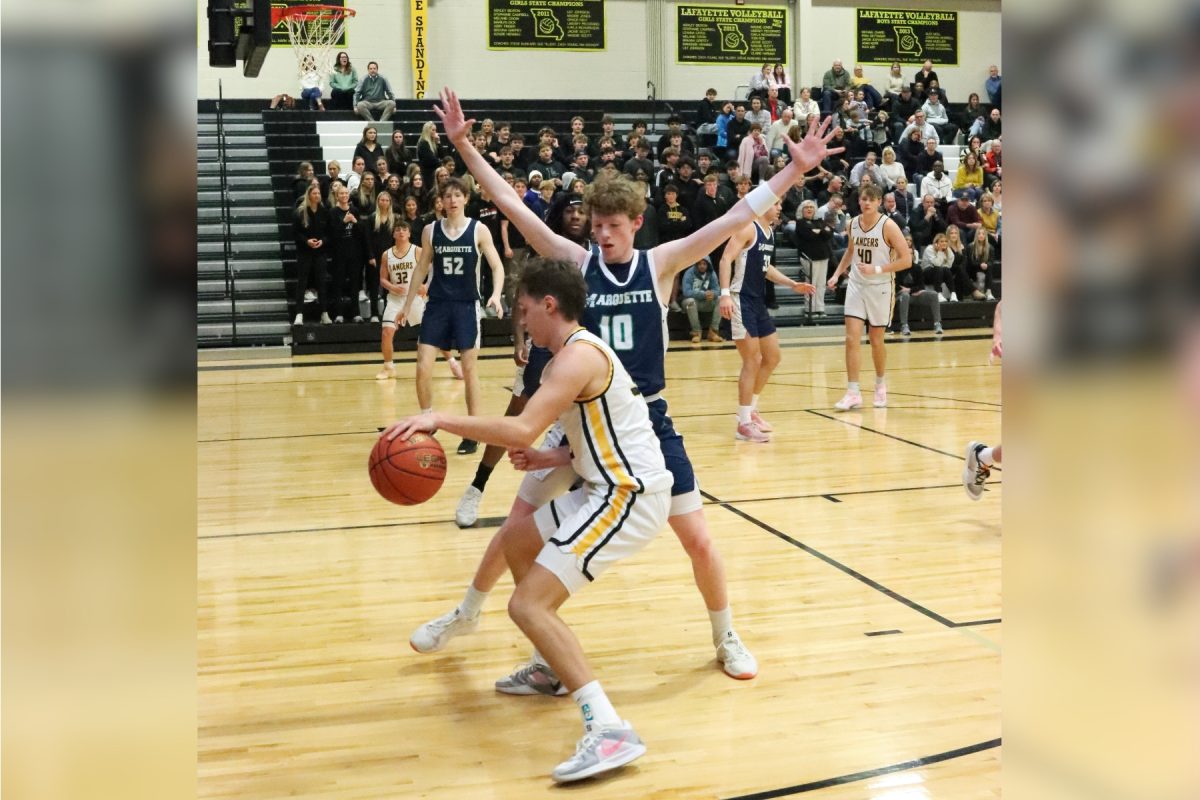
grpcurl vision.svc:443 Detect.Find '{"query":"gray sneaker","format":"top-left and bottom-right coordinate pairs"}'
top-left (934, 322), bottom-right (944, 335)
top-left (901, 324), bottom-right (911, 336)
top-left (552, 722), bottom-right (647, 783)
top-left (962, 440), bottom-right (990, 501)
top-left (495, 661), bottom-right (568, 696)
top-left (409, 607), bottom-right (479, 653)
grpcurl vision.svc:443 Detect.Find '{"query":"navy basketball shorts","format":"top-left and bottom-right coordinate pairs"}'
top-left (418, 300), bottom-right (481, 351)
top-left (646, 397), bottom-right (702, 516)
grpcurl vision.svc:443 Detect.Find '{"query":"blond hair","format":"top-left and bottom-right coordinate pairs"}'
top-left (583, 174), bottom-right (647, 220)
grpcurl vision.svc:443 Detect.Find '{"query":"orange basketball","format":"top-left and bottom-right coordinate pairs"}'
top-left (368, 431), bottom-right (447, 505)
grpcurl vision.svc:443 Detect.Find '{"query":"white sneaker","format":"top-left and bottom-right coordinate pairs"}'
top-left (358, 290), bottom-right (368, 302)
top-left (873, 384), bottom-right (888, 408)
top-left (304, 289), bottom-right (317, 303)
top-left (369, 315), bottom-right (380, 323)
top-left (986, 290), bottom-right (996, 301)
top-left (962, 440), bottom-right (991, 501)
top-left (716, 631), bottom-right (758, 679)
top-left (495, 661), bottom-right (568, 696)
top-left (735, 421), bottom-right (770, 443)
top-left (934, 322), bottom-right (944, 335)
top-left (749, 410), bottom-right (773, 432)
top-left (937, 293), bottom-right (947, 303)
top-left (334, 315), bottom-right (344, 324)
top-left (353, 315), bottom-right (364, 323)
top-left (455, 485), bottom-right (483, 527)
top-left (409, 607), bottom-right (480, 653)
top-left (950, 292), bottom-right (959, 302)
top-left (834, 391), bottom-right (863, 411)
top-left (293, 313), bottom-right (303, 325)
top-left (552, 722), bottom-right (647, 783)
top-left (320, 312), bottom-right (332, 324)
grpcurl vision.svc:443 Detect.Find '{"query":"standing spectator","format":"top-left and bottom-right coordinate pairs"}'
top-left (947, 192), bottom-right (983, 240)
top-left (298, 55), bottom-right (325, 111)
top-left (327, 184), bottom-right (362, 322)
top-left (765, 107), bottom-right (798, 158)
top-left (354, 126), bottom-right (385, 173)
top-left (328, 51), bottom-right (357, 111)
top-left (792, 200), bottom-right (833, 314)
top-left (416, 121), bottom-right (442, 188)
top-left (385, 129), bottom-right (408, 175)
top-left (691, 174), bottom-right (732, 265)
top-left (744, 97), bottom-right (771, 131)
top-left (714, 102), bottom-right (735, 155)
top-left (749, 63), bottom-right (772, 99)
top-left (725, 104), bottom-right (751, 158)
top-left (345, 156), bottom-right (366, 193)
top-left (983, 108), bottom-right (1002, 141)
top-left (622, 141), bottom-right (654, 180)
top-left (695, 88), bottom-right (721, 134)
top-left (894, 231), bottom-right (943, 335)
top-left (792, 87), bottom-right (819, 123)
top-left (360, 191), bottom-right (397, 322)
top-left (351, 170), bottom-right (377, 217)
top-left (985, 64), bottom-right (1002, 108)
top-left (292, 161), bottom-right (316, 200)
top-left (772, 64), bottom-right (792, 104)
top-left (945, 225), bottom-right (969, 298)
top-left (953, 152), bottom-right (986, 202)
top-left (737, 124), bottom-right (770, 182)
top-left (921, 89), bottom-right (957, 143)
top-left (878, 146), bottom-right (906, 191)
top-left (681, 257), bottom-right (723, 342)
top-left (354, 61), bottom-right (396, 121)
top-left (821, 59), bottom-right (852, 115)
top-left (914, 59), bottom-right (939, 90)
top-left (293, 184), bottom-right (331, 325)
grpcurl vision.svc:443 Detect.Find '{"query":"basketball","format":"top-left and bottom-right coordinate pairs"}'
top-left (368, 431), bottom-right (447, 505)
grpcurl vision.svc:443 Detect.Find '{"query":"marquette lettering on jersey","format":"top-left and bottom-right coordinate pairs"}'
top-left (430, 218), bottom-right (482, 301)
top-left (730, 222), bottom-right (774, 298)
top-left (580, 248), bottom-right (668, 397)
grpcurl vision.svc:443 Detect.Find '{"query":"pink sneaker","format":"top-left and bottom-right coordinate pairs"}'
top-left (873, 384), bottom-right (887, 408)
top-left (834, 392), bottom-right (863, 411)
top-left (735, 422), bottom-right (770, 442)
top-left (750, 410), bottom-right (773, 432)
top-left (447, 357), bottom-right (464, 380)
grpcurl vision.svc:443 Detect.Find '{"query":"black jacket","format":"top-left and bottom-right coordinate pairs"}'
top-left (293, 203), bottom-right (329, 247)
top-left (657, 202), bottom-right (692, 243)
top-left (793, 216), bottom-right (834, 260)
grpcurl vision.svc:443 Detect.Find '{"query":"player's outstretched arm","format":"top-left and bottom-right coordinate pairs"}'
top-left (434, 87), bottom-right (588, 265)
top-left (652, 116), bottom-right (844, 282)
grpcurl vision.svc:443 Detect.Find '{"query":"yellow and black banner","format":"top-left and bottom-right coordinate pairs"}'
top-left (856, 8), bottom-right (958, 66)
top-left (487, 0), bottom-right (605, 51)
top-left (411, 0), bottom-right (428, 99)
top-left (676, 5), bottom-right (786, 65)
top-left (270, 0), bottom-right (348, 47)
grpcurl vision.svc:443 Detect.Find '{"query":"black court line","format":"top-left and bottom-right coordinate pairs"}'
top-left (805, 409), bottom-right (964, 460)
top-left (707, 482), bottom-right (1000, 506)
top-left (952, 618), bottom-right (1002, 628)
top-left (198, 514), bottom-right (506, 540)
top-left (722, 738), bottom-right (1001, 800)
top-left (702, 489), bottom-right (957, 628)
top-left (759, 379), bottom-right (1002, 408)
top-left (864, 629), bottom-right (902, 637)
top-left (198, 428), bottom-right (380, 444)
top-left (821, 494), bottom-right (842, 503)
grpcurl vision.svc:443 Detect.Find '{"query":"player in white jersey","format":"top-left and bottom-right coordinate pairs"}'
top-left (376, 221), bottom-right (424, 379)
top-left (964, 300), bottom-right (1002, 499)
top-left (825, 184), bottom-right (911, 410)
top-left (386, 259), bottom-right (670, 783)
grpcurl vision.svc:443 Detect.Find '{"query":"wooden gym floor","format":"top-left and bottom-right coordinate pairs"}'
top-left (198, 327), bottom-right (1001, 799)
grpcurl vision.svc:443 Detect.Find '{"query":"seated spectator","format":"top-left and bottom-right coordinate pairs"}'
top-left (656, 115), bottom-right (693, 160)
top-left (298, 55), bottom-right (325, 111)
top-left (737, 123), bottom-right (770, 182)
top-left (960, 134), bottom-right (984, 165)
top-left (623, 141), bottom-right (654, 180)
top-left (293, 183), bottom-right (331, 325)
top-left (849, 151), bottom-right (883, 189)
top-left (945, 225), bottom-right (971, 297)
top-left (764, 87), bottom-right (785, 121)
top-left (921, 159), bottom-right (954, 206)
top-left (958, 93), bottom-right (988, 141)
top-left (772, 64), bottom-right (792, 104)
top-left (921, 89), bottom-right (957, 143)
top-left (765, 107), bottom-right (799, 158)
top-left (881, 191), bottom-right (908, 232)
top-left (920, 233), bottom-right (956, 301)
top-left (749, 63), bottom-right (772, 99)
top-left (914, 140), bottom-right (944, 187)
top-left (914, 60), bottom-right (939, 91)
top-left (849, 64), bottom-right (882, 109)
top-left (877, 146), bottom-right (906, 191)
top-left (986, 64), bottom-right (1002, 108)
top-left (897, 128), bottom-right (925, 178)
top-left (927, 78), bottom-right (950, 105)
top-left (894, 231), bottom-right (943, 335)
top-left (595, 115), bottom-right (625, 154)
top-left (892, 176), bottom-right (915, 218)
top-left (328, 51), bottom-right (357, 111)
top-left (900, 110), bottom-right (939, 147)
top-left (965, 225), bottom-right (1000, 299)
top-left (680, 257), bottom-right (723, 342)
top-left (889, 85), bottom-right (921, 143)
top-left (821, 59), bottom-right (852, 115)
top-left (817, 193), bottom-right (849, 247)
top-left (954, 152), bottom-right (986, 202)
top-left (292, 161), bottom-right (316, 200)
top-left (822, 128), bottom-right (852, 176)
top-left (817, 174), bottom-right (847, 205)
top-left (909, 193), bottom-right (947, 251)
top-left (695, 88), bottom-right (721, 134)
top-left (984, 138), bottom-right (1002, 188)
top-left (885, 62), bottom-right (907, 103)
top-left (983, 108), bottom-right (1002, 141)
top-left (792, 200), bottom-right (834, 314)
top-left (792, 87), bottom-right (820, 124)
top-left (744, 97), bottom-right (771, 131)
top-left (947, 192), bottom-right (983, 241)
top-left (977, 192), bottom-right (1000, 238)
top-left (354, 61), bottom-right (396, 121)
top-left (725, 103), bottom-right (751, 157)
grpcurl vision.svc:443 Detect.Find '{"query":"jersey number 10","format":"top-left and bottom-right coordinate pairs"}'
top-left (598, 314), bottom-right (634, 351)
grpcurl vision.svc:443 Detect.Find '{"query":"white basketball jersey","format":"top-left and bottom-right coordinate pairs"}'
top-left (848, 214), bottom-right (894, 287)
top-left (383, 244), bottom-right (419, 297)
top-left (553, 329), bottom-right (672, 495)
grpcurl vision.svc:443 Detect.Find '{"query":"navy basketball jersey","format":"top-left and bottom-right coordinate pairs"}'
top-left (429, 218), bottom-right (481, 302)
top-left (581, 247), bottom-right (668, 397)
top-left (731, 221), bottom-right (773, 299)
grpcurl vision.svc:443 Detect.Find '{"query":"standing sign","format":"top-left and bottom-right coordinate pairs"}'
top-left (411, 0), bottom-right (427, 99)
top-left (856, 8), bottom-right (958, 65)
top-left (676, 5), bottom-right (786, 65)
top-left (487, 0), bottom-right (605, 51)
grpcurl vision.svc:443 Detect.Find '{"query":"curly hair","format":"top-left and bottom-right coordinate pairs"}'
top-left (582, 174), bottom-right (646, 220)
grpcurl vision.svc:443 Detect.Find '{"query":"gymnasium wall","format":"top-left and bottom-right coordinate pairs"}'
top-left (197, 0), bottom-right (999, 104)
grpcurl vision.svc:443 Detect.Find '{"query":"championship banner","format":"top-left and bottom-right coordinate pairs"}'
top-left (487, 0), bottom-right (605, 51)
top-left (270, 0), bottom-right (348, 46)
top-left (676, 5), bottom-right (786, 65)
top-left (856, 8), bottom-right (958, 66)
top-left (411, 0), bottom-right (427, 99)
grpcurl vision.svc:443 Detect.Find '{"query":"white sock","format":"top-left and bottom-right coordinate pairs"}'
top-left (847, 381), bottom-right (860, 394)
top-left (737, 405), bottom-right (752, 425)
top-left (532, 648), bottom-right (547, 666)
top-left (421, 408), bottom-right (433, 415)
top-left (384, 360), bottom-right (393, 369)
top-left (572, 680), bottom-right (621, 733)
top-left (708, 607), bottom-right (733, 647)
top-left (875, 375), bottom-right (886, 387)
top-left (459, 585), bottom-right (487, 618)
top-left (751, 393), bottom-right (760, 411)
top-left (978, 446), bottom-right (995, 466)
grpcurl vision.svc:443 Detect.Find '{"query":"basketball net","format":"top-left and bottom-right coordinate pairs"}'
top-left (278, 7), bottom-right (354, 82)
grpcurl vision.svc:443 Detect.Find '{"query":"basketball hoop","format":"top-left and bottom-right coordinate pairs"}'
top-left (272, 4), bottom-right (356, 80)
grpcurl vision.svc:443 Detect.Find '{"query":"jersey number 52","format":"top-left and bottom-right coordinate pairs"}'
top-left (442, 257), bottom-right (464, 275)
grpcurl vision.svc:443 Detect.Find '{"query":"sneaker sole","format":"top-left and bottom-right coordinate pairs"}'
top-left (734, 433), bottom-right (770, 443)
top-left (963, 441), bottom-right (984, 501)
top-left (409, 619), bottom-right (479, 654)
top-left (552, 743), bottom-right (647, 783)
top-left (723, 666), bottom-right (758, 680)
top-left (495, 683), bottom-right (569, 697)
top-left (873, 400), bottom-right (887, 408)
top-left (834, 403), bottom-right (862, 411)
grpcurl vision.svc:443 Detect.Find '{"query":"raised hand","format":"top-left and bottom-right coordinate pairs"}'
top-left (783, 116), bottom-right (844, 177)
top-left (433, 87), bottom-right (475, 146)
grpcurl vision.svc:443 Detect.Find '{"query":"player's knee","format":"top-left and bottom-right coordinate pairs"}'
top-left (506, 589), bottom-right (543, 629)
top-left (761, 349), bottom-right (781, 370)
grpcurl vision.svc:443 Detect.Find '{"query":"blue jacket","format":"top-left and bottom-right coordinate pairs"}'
top-left (715, 111), bottom-right (734, 148)
top-left (682, 263), bottom-right (718, 302)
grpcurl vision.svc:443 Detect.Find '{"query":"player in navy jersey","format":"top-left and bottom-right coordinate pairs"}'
top-left (408, 86), bottom-right (843, 684)
top-left (718, 201), bottom-right (816, 442)
top-left (399, 177), bottom-right (506, 455)
top-left (453, 191), bottom-right (590, 527)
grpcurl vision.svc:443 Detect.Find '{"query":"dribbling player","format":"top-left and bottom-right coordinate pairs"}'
top-left (825, 184), bottom-right (912, 410)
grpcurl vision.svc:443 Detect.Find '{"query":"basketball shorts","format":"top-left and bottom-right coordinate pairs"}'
top-left (418, 300), bottom-right (481, 350)
top-left (725, 292), bottom-right (775, 340)
top-left (382, 292), bottom-right (424, 328)
top-left (647, 398), bottom-right (702, 516)
top-left (844, 278), bottom-right (895, 328)
top-left (512, 343), bottom-right (552, 399)
top-left (534, 484), bottom-right (670, 594)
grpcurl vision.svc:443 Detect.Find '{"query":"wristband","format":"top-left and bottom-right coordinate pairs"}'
top-left (746, 183), bottom-right (781, 216)
top-left (720, 288), bottom-right (731, 297)
top-left (874, 265), bottom-right (882, 274)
